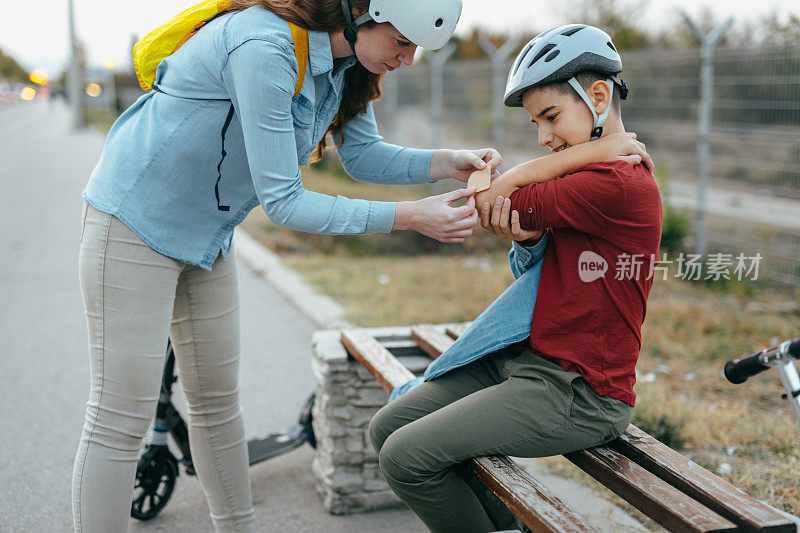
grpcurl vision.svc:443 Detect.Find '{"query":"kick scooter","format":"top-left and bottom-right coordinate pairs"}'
top-left (130, 339), bottom-right (316, 520)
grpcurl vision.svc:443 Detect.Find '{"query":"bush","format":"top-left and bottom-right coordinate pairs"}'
top-left (632, 411), bottom-right (685, 448)
top-left (656, 171), bottom-right (692, 254)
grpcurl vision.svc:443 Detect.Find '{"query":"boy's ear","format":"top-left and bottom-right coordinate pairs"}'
top-left (588, 80), bottom-right (612, 115)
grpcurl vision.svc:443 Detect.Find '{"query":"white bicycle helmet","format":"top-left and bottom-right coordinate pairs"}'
top-left (504, 24), bottom-right (628, 140)
top-left (341, 0), bottom-right (462, 51)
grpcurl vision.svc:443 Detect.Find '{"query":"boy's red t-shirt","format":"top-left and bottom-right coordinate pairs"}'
top-left (509, 160), bottom-right (662, 406)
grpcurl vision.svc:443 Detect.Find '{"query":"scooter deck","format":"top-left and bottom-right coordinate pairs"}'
top-left (247, 424), bottom-right (307, 465)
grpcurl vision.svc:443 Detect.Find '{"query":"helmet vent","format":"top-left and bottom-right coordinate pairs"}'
top-left (544, 49), bottom-right (560, 62)
top-left (607, 41), bottom-right (617, 52)
top-left (512, 42), bottom-right (534, 75)
top-left (561, 26), bottom-right (584, 37)
top-left (529, 43), bottom-right (556, 68)
top-left (435, 18), bottom-right (443, 28)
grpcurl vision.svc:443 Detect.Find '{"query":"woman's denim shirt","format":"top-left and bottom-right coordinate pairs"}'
top-left (83, 7), bottom-right (434, 269)
top-left (390, 236), bottom-right (548, 401)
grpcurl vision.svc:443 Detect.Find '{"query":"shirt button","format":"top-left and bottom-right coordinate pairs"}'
top-left (527, 207), bottom-right (533, 214)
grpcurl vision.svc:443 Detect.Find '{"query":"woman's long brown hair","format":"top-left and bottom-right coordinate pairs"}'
top-left (229, 0), bottom-right (383, 161)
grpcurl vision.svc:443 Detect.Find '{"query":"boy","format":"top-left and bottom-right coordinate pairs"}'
top-left (369, 24), bottom-right (662, 533)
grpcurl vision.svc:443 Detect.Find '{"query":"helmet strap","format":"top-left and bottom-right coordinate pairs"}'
top-left (610, 76), bottom-right (628, 100)
top-left (341, 0), bottom-right (373, 55)
top-left (568, 77), bottom-right (615, 141)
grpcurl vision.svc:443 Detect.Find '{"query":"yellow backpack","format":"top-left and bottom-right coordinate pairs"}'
top-left (133, 0), bottom-right (309, 97)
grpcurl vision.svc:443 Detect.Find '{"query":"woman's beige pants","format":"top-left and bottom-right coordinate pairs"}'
top-left (72, 203), bottom-right (256, 532)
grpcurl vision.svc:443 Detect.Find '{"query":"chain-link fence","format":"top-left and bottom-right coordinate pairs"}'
top-left (373, 44), bottom-right (800, 293)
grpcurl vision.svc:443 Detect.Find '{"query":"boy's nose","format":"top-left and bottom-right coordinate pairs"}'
top-left (538, 129), bottom-right (553, 147)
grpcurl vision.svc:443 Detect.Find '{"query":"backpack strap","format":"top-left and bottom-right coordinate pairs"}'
top-left (134, 0), bottom-right (310, 98)
top-left (288, 22), bottom-right (309, 98)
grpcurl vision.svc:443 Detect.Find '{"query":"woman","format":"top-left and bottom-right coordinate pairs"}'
top-left (71, 0), bottom-right (649, 530)
top-left (72, 0), bottom-right (482, 529)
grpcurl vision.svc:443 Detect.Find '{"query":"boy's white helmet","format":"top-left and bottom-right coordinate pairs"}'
top-left (342, 0), bottom-right (462, 51)
top-left (504, 24), bottom-right (628, 139)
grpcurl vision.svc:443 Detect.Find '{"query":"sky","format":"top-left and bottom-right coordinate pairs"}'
top-left (2, 0), bottom-right (798, 75)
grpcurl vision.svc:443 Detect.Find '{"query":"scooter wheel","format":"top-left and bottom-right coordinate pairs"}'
top-left (131, 446), bottom-right (178, 520)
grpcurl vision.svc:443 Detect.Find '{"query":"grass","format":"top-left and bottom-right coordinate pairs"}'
top-left (241, 165), bottom-right (800, 518)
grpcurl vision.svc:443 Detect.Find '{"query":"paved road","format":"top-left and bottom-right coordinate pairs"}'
top-left (0, 101), bottom-right (424, 532)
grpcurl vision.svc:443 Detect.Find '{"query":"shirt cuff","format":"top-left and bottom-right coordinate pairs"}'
top-left (367, 201), bottom-right (396, 234)
top-left (509, 187), bottom-right (535, 229)
top-left (408, 148), bottom-right (436, 184)
top-left (512, 235), bottom-right (547, 262)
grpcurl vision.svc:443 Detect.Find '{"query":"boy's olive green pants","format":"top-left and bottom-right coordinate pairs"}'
top-left (368, 347), bottom-right (633, 533)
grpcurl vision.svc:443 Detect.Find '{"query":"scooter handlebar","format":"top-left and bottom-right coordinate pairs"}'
top-left (724, 353), bottom-right (769, 384)
top-left (788, 339), bottom-right (800, 359)
top-left (724, 338), bottom-right (800, 384)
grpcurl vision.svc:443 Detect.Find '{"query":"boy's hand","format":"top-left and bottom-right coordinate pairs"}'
top-left (480, 195), bottom-right (544, 242)
top-left (593, 132), bottom-right (653, 172)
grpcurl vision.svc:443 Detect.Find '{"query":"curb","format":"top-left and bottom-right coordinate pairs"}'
top-left (234, 229), bottom-right (353, 330)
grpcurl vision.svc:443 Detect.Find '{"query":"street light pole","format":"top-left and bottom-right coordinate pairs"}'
top-left (67, 0), bottom-right (84, 128)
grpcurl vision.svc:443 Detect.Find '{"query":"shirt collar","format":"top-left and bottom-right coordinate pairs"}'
top-left (307, 30), bottom-right (334, 75)
top-left (308, 29), bottom-right (356, 76)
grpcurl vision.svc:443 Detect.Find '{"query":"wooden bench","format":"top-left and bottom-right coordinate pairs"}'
top-left (340, 324), bottom-right (797, 533)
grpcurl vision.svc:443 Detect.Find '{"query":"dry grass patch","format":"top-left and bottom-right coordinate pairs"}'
top-left (282, 254), bottom-right (513, 326)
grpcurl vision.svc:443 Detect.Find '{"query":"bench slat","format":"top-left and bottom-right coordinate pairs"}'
top-left (341, 329), bottom-right (414, 391)
top-left (445, 323), bottom-right (470, 339)
top-left (472, 455), bottom-right (597, 533)
top-left (342, 327), bottom-right (597, 533)
top-left (410, 324), bottom-right (453, 360)
top-left (612, 426), bottom-right (796, 533)
top-left (565, 447), bottom-right (737, 533)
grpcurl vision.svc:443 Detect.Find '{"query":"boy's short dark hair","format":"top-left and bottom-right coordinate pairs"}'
top-left (531, 70), bottom-right (622, 112)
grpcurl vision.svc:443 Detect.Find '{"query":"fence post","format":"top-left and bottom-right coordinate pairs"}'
top-left (428, 43), bottom-right (456, 147)
top-left (478, 34), bottom-right (519, 153)
top-left (682, 13), bottom-right (733, 258)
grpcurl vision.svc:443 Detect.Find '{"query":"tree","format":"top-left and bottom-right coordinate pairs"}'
top-left (0, 47), bottom-right (28, 82)
top-left (756, 13), bottom-right (800, 46)
top-left (570, 0), bottom-right (654, 50)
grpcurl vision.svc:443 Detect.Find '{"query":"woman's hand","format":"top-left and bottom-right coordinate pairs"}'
top-left (480, 195), bottom-right (544, 242)
top-left (394, 188), bottom-right (479, 243)
top-left (429, 148), bottom-right (502, 182)
top-left (591, 132), bottom-right (653, 172)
